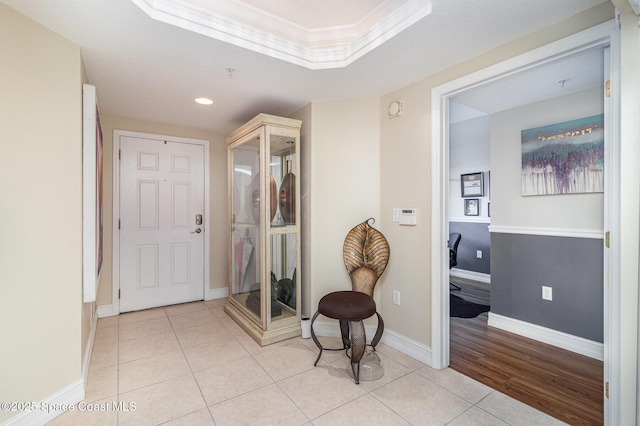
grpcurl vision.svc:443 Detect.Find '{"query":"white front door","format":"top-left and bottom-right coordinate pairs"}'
top-left (118, 135), bottom-right (205, 312)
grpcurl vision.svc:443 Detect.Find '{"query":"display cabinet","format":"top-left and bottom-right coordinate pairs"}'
top-left (224, 114), bottom-right (302, 345)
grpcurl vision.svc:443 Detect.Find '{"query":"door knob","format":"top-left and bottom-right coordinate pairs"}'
top-left (192, 228), bottom-right (202, 234)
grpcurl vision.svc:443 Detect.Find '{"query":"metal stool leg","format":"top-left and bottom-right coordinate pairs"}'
top-left (349, 320), bottom-right (366, 384)
top-left (370, 312), bottom-right (384, 350)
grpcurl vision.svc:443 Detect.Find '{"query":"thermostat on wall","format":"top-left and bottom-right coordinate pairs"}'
top-left (397, 208), bottom-right (417, 225)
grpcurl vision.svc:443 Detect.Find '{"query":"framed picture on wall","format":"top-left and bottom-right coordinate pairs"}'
top-left (461, 172), bottom-right (484, 197)
top-left (464, 198), bottom-right (479, 216)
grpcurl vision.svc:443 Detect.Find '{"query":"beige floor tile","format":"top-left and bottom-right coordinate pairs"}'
top-left (194, 357), bottom-right (274, 406)
top-left (118, 350), bottom-right (191, 393)
top-left (253, 342), bottom-right (318, 381)
top-left (278, 364), bottom-right (366, 420)
top-left (204, 298), bottom-right (227, 309)
top-left (94, 325), bottom-right (119, 345)
top-left (174, 321), bottom-right (233, 348)
top-left (47, 397), bottom-right (118, 426)
top-left (118, 330), bottom-right (181, 363)
top-left (330, 350), bottom-right (411, 392)
top-left (85, 364), bottom-right (118, 402)
top-left (209, 383), bottom-right (308, 425)
top-left (97, 316), bottom-right (119, 329)
top-left (416, 366), bottom-right (493, 404)
top-left (300, 335), bottom-right (349, 365)
top-left (164, 301), bottom-right (208, 317)
top-left (118, 375), bottom-right (206, 426)
top-left (79, 300), bottom-right (561, 426)
top-left (168, 309), bottom-right (219, 330)
top-left (216, 312), bottom-right (246, 334)
top-left (183, 335), bottom-right (250, 372)
top-left (160, 408), bottom-right (215, 425)
top-left (447, 406), bottom-right (510, 426)
top-left (476, 391), bottom-right (567, 426)
top-left (119, 317), bottom-right (173, 341)
top-left (312, 394), bottom-right (410, 426)
top-left (234, 331), bottom-right (299, 355)
top-left (371, 372), bottom-right (471, 425)
top-left (89, 338), bottom-right (118, 370)
top-left (118, 307), bottom-right (167, 325)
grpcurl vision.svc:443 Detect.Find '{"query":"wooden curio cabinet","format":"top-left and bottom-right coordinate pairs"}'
top-left (224, 114), bottom-right (302, 345)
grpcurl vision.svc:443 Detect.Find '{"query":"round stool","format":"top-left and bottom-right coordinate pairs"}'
top-left (310, 290), bottom-right (376, 384)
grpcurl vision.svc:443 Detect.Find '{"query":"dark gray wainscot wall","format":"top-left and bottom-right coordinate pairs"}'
top-left (490, 232), bottom-right (603, 343)
top-left (450, 221), bottom-right (490, 275)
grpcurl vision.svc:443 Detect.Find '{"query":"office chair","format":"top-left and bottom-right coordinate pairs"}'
top-left (449, 233), bottom-right (462, 291)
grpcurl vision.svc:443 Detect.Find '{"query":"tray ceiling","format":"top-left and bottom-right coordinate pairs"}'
top-left (130, 0), bottom-right (432, 69)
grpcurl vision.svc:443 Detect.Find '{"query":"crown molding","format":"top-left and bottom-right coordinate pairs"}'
top-left (130, 0), bottom-right (432, 69)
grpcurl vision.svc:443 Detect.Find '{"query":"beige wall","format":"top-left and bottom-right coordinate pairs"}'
top-left (290, 104), bottom-right (313, 316)
top-left (0, 4), bottom-right (83, 423)
top-left (96, 116), bottom-right (227, 307)
top-left (295, 99), bottom-right (381, 317)
top-left (379, 3), bottom-right (614, 346)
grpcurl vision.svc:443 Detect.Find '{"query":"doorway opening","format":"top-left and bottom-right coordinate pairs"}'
top-left (431, 21), bottom-right (620, 424)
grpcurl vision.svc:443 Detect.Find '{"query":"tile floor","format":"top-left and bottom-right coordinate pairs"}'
top-left (49, 299), bottom-right (565, 425)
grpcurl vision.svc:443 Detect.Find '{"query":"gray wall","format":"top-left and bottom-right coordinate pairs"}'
top-left (489, 86), bottom-right (604, 342)
top-left (450, 221), bottom-right (490, 274)
top-left (491, 233), bottom-right (603, 342)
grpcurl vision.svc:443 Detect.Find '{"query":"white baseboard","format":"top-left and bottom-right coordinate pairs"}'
top-left (450, 269), bottom-right (491, 284)
top-left (96, 304), bottom-right (116, 318)
top-left (488, 312), bottom-right (603, 361)
top-left (311, 320), bottom-right (432, 367)
top-left (2, 380), bottom-right (84, 426)
top-left (82, 310), bottom-right (98, 388)
top-left (206, 287), bottom-right (228, 301)
top-left (380, 328), bottom-right (432, 366)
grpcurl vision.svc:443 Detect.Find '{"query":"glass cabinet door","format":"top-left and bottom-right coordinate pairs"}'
top-left (267, 130), bottom-right (299, 327)
top-left (230, 132), bottom-right (262, 324)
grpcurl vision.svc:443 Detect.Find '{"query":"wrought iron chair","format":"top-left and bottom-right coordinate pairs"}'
top-left (310, 218), bottom-right (390, 384)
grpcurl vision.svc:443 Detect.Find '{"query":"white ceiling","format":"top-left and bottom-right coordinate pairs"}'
top-left (451, 46), bottom-right (606, 123)
top-left (1, 0), bottom-right (608, 135)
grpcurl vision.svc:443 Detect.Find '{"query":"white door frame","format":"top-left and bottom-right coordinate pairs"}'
top-left (112, 129), bottom-right (211, 314)
top-left (430, 20), bottom-right (620, 424)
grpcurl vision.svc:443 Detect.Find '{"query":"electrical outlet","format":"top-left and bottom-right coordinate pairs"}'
top-left (476, 250), bottom-right (482, 259)
top-left (393, 290), bottom-right (400, 305)
top-left (542, 286), bottom-right (553, 301)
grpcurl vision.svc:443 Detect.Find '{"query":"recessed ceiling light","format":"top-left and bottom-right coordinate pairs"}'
top-left (195, 97), bottom-right (213, 105)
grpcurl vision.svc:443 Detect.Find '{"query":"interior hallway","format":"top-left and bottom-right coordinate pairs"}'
top-left (49, 298), bottom-right (565, 425)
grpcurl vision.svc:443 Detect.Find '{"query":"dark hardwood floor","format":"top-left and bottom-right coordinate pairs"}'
top-left (449, 277), bottom-right (604, 425)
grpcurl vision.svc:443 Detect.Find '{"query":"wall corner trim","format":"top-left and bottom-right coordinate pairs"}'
top-left (488, 312), bottom-right (603, 360)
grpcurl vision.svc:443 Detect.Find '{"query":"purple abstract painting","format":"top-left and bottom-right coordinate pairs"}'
top-left (521, 114), bottom-right (604, 196)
